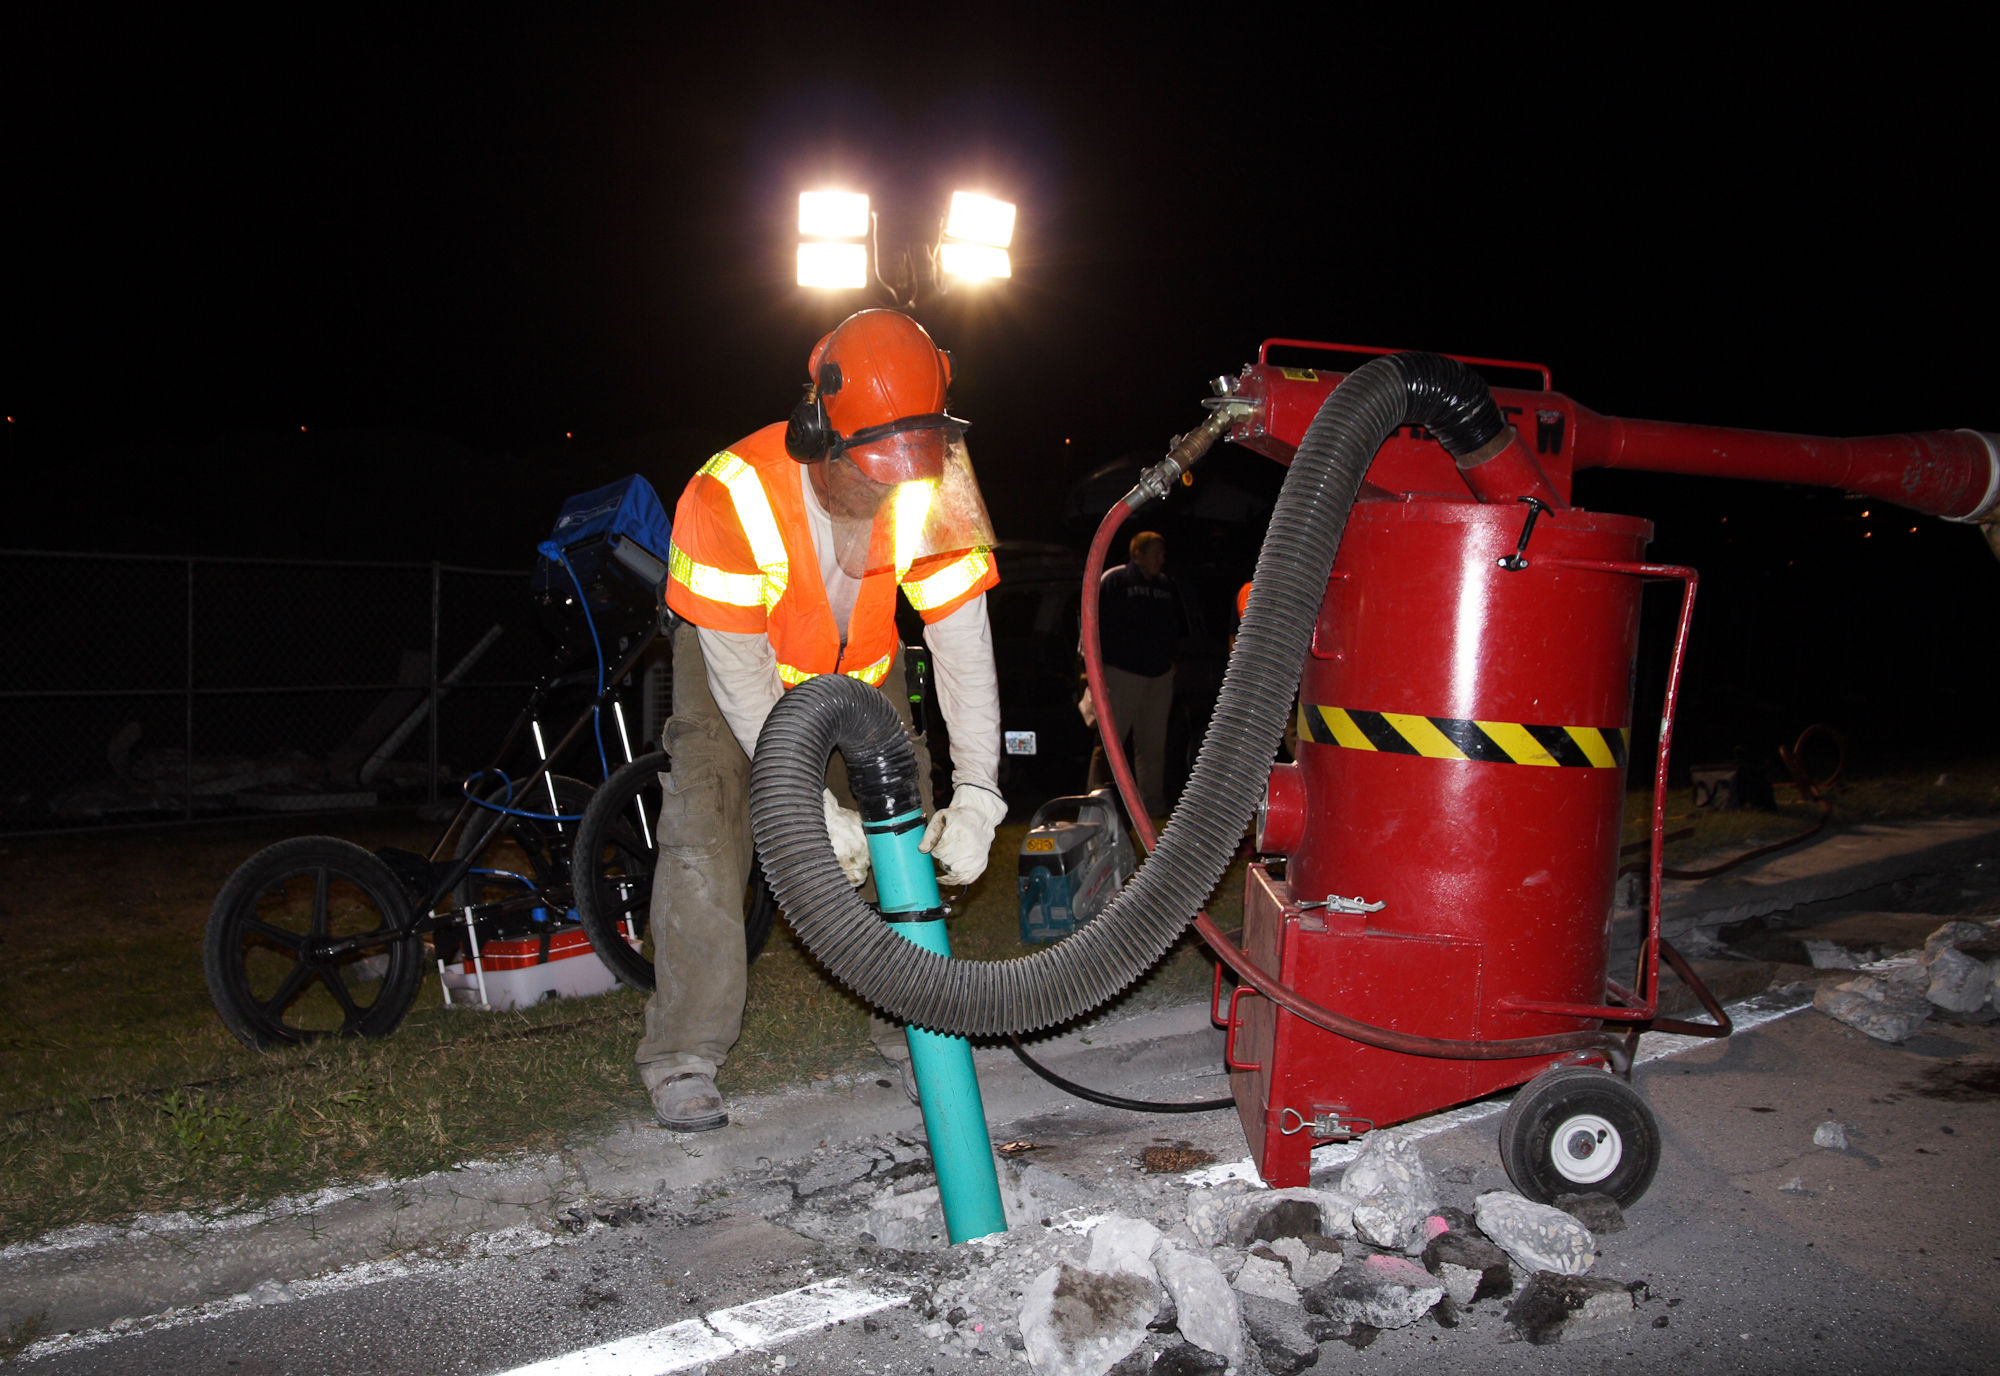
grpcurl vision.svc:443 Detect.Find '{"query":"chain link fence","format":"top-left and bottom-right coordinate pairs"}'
top-left (0, 551), bottom-right (640, 836)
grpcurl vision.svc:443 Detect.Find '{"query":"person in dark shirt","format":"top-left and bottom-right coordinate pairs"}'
top-left (1084, 530), bottom-right (1180, 816)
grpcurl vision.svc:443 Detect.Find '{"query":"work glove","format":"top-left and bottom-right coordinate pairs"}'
top-left (823, 788), bottom-right (871, 887)
top-left (918, 785), bottom-right (1008, 887)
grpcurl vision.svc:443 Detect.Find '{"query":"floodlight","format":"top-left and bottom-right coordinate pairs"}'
top-left (939, 242), bottom-right (1011, 280)
top-left (945, 192), bottom-right (1016, 248)
top-left (798, 191), bottom-right (870, 239)
top-left (797, 242), bottom-right (869, 289)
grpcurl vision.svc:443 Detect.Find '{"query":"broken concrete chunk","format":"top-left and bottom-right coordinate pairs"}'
top-left (1421, 1231), bottom-right (1514, 1304)
top-left (1816, 980), bottom-right (1920, 1040)
top-left (1552, 1191), bottom-right (1626, 1234)
top-left (1183, 1184), bottom-right (1255, 1247)
top-left (1352, 1204), bottom-right (1411, 1250)
top-left (1474, 1192), bottom-right (1594, 1276)
top-left (863, 1184), bottom-right (944, 1251)
top-left (1505, 1271), bottom-right (1638, 1345)
top-left (1267, 1236), bottom-right (1309, 1271)
top-left (1149, 1340), bottom-right (1229, 1375)
top-left (1802, 937), bottom-right (1863, 969)
top-left (1421, 1205), bottom-right (1476, 1239)
top-left (1187, 1186), bottom-right (1356, 1248)
top-left (1923, 921), bottom-right (1993, 962)
top-left (1246, 1198), bottom-right (1322, 1245)
top-left (1813, 1121), bottom-right (1850, 1150)
top-left (1295, 1188), bottom-right (1357, 1240)
top-left (1104, 1349), bottom-right (1156, 1376)
top-left (1236, 1293), bottom-right (1322, 1375)
top-left (1232, 1252), bottom-right (1301, 1306)
top-left (1152, 1247), bottom-right (1242, 1367)
top-left (1267, 1234), bottom-right (1341, 1290)
top-left (1088, 1216), bottom-right (1163, 1284)
top-left (1927, 948), bottom-right (1994, 1013)
top-left (1337, 1132), bottom-right (1437, 1249)
top-left (1814, 975), bottom-right (1931, 1043)
top-left (1301, 1252), bottom-right (1445, 1330)
top-left (1020, 1262), bottom-right (1160, 1376)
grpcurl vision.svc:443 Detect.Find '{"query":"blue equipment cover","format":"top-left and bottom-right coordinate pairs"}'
top-left (544, 475), bottom-right (673, 561)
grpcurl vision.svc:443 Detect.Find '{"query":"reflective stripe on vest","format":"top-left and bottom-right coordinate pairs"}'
top-left (902, 546), bottom-right (993, 612)
top-left (778, 649), bottom-right (894, 688)
top-left (701, 451), bottom-right (789, 610)
top-left (668, 543), bottom-right (764, 607)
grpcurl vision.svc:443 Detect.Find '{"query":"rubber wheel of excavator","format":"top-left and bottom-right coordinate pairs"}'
top-left (204, 836), bottom-right (426, 1048)
top-left (1499, 1064), bottom-right (1661, 1208)
top-left (571, 751), bottom-right (777, 992)
top-left (451, 774), bottom-right (597, 910)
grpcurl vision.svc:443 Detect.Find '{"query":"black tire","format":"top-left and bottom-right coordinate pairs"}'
top-left (572, 751), bottom-right (777, 991)
top-left (452, 774), bottom-right (596, 910)
top-left (1499, 1065), bottom-right (1662, 1208)
top-left (204, 836), bottom-right (424, 1048)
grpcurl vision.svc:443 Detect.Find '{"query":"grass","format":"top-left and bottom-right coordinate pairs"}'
top-left (1621, 757), bottom-right (2000, 868)
top-left (0, 811), bottom-right (1235, 1246)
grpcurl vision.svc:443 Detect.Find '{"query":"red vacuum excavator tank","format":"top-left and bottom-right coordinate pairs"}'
top-left (1215, 340), bottom-right (1997, 1193)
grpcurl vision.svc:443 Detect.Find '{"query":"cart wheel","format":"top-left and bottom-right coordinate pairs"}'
top-left (572, 752), bottom-right (777, 992)
top-left (204, 836), bottom-right (424, 1048)
top-left (1499, 1064), bottom-right (1662, 1208)
top-left (452, 774), bottom-right (596, 910)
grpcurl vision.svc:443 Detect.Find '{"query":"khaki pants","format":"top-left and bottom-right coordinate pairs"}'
top-left (1086, 664), bottom-right (1175, 818)
top-left (635, 621), bottom-right (931, 1090)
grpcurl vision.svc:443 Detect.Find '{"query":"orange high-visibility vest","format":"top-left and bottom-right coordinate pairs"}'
top-left (663, 423), bottom-right (999, 687)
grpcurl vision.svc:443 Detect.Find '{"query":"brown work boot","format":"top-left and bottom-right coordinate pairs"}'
top-left (650, 1072), bottom-right (727, 1132)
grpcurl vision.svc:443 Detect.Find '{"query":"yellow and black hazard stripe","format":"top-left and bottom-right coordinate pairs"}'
top-left (1296, 704), bottom-right (1630, 769)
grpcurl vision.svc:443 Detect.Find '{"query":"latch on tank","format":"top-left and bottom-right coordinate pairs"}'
top-left (1278, 1105), bottom-right (1377, 1141)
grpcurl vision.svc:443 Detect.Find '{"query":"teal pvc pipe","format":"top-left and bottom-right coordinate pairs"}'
top-left (864, 808), bottom-right (1008, 1244)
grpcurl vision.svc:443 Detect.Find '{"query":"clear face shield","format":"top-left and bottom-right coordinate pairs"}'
top-left (819, 427), bottom-right (996, 581)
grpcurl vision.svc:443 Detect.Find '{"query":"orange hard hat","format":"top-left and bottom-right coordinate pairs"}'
top-left (791, 310), bottom-right (966, 483)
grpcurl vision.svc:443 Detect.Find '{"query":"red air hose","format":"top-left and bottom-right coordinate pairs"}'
top-left (1083, 498), bottom-right (1627, 1062)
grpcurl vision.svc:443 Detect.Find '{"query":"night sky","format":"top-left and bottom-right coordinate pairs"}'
top-left (9, 14), bottom-right (1996, 763)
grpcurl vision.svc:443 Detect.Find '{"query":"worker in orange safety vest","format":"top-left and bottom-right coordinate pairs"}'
top-left (639, 309), bottom-right (1008, 1131)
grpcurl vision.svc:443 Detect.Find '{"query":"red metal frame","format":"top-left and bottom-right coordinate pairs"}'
top-left (1490, 558), bottom-right (1699, 1023)
top-left (1257, 337), bottom-right (1553, 392)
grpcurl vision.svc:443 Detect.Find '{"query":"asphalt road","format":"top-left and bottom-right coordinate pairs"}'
top-left (21, 1004), bottom-right (2000, 1375)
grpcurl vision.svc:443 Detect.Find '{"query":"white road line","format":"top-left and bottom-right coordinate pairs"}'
top-left (492, 1277), bottom-right (911, 1376)
top-left (498, 1319), bottom-right (735, 1375)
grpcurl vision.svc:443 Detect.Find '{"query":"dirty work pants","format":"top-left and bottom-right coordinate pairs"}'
top-left (1086, 663), bottom-right (1175, 818)
top-left (634, 621), bottom-right (933, 1092)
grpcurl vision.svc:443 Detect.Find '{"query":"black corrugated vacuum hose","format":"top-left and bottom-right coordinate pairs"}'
top-left (749, 354), bottom-right (1608, 1057)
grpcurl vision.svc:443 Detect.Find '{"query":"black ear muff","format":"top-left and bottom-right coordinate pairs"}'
top-left (784, 360), bottom-right (845, 462)
top-left (784, 386), bottom-right (828, 462)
